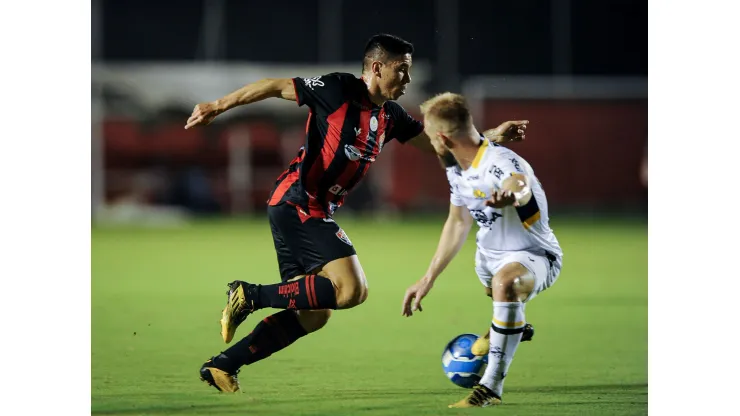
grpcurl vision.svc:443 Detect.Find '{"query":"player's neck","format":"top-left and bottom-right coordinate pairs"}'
top-left (362, 75), bottom-right (386, 106)
top-left (452, 134), bottom-right (485, 171)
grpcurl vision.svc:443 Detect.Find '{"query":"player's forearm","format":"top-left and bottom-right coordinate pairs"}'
top-left (214, 78), bottom-right (294, 113)
top-left (407, 133), bottom-right (436, 154)
top-left (423, 219), bottom-right (471, 283)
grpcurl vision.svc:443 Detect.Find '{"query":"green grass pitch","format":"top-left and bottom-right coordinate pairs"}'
top-left (92, 216), bottom-right (647, 415)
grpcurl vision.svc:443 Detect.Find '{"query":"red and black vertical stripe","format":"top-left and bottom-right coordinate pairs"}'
top-left (314, 102), bottom-right (367, 207)
top-left (340, 107), bottom-right (385, 201)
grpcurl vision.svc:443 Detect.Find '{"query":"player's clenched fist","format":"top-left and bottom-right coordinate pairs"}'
top-left (185, 102), bottom-right (222, 129)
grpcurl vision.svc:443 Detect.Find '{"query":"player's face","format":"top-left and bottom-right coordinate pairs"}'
top-left (380, 54), bottom-right (412, 100)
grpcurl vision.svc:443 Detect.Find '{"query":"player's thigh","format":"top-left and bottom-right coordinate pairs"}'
top-left (301, 218), bottom-right (365, 296)
top-left (270, 203), bottom-right (358, 280)
top-left (316, 254), bottom-right (367, 292)
top-left (475, 248), bottom-right (494, 297)
top-left (267, 205), bottom-right (305, 282)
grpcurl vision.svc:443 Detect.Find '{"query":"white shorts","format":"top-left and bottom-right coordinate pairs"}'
top-left (474, 249), bottom-right (562, 302)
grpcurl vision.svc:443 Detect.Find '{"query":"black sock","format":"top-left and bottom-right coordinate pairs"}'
top-left (255, 274), bottom-right (337, 310)
top-left (217, 310), bottom-right (308, 371)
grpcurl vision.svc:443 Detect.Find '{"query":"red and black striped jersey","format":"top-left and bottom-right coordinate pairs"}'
top-left (267, 72), bottom-right (424, 218)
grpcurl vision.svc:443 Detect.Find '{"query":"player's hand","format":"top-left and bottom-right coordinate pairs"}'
top-left (484, 120), bottom-right (529, 144)
top-left (185, 102), bottom-right (222, 129)
top-left (485, 190), bottom-right (518, 208)
top-left (402, 278), bottom-right (434, 317)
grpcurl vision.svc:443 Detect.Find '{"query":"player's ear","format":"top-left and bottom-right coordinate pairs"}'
top-left (438, 132), bottom-right (453, 148)
top-left (372, 61), bottom-right (383, 77)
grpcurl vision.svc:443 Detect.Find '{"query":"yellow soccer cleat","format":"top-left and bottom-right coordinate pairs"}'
top-left (200, 358), bottom-right (241, 393)
top-left (448, 384), bottom-right (502, 408)
top-left (220, 280), bottom-right (255, 343)
top-left (471, 330), bottom-right (490, 356)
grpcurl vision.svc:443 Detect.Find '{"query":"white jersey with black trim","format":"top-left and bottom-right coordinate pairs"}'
top-left (446, 140), bottom-right (563, 261)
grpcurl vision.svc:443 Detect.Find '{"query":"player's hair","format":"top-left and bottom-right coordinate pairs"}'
top-left (419, 92), bottom-right (473, 137)
top-left (362, 34), bottom-right (414, 73)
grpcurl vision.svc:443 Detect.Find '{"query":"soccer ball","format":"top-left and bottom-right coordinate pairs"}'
top-left (441, 333), bottom-right (488, 388)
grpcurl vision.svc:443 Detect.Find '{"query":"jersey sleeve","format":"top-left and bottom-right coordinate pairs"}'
top-left (292, 73), bottom-right (348, 112)
top-left (386, 102), bottom-right (424, 144)
top-left (450, 187), bottom-right (465, 206)
top-left (446, 168), bottom-right (466, 206)
top-left (487, 149), bottom-right (528, 189)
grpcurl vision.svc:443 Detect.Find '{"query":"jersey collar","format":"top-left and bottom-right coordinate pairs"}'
top-left (471, 137), bottom-right (488, 169)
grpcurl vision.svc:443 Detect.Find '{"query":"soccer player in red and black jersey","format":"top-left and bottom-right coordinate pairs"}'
top-left (185, 34), bottom-right (528, 392)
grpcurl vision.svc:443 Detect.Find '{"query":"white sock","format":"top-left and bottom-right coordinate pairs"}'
top-left (479, 301), bottom-right (526, 397)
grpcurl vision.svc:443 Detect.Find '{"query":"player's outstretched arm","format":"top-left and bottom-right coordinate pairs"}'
top-left (402, 203), bottom-right (473, 317)
top-left (405, 120), bottom-right (529, 154)
top-left (185, 78), bottom-right (296, 129)
top-left (485, 173), bottom-right (532, 209)
top-left (483, 120), bottom-right (529, 144)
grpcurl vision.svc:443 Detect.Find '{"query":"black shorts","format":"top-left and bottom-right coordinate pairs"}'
top-left (268, 202), bottom-right (357, 282)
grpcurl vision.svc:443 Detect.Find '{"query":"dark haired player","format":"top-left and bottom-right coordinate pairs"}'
top-left (184, 34), bottom-right (528, 392)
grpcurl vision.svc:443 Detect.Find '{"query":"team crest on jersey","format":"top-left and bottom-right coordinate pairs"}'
top-left (473, 189), bottom-right (487, 199)
top-left (336, 229), bottom-right (353, 246)
top-left (370, 116), bottom-right (378, 132)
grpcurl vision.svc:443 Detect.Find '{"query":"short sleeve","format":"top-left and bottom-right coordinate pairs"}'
top-left (386, 102), bottom-right (424, 144)
top-left (292, 73), bottom-right (349, 112)
top-left (446, 168), bottom-right (466, 206)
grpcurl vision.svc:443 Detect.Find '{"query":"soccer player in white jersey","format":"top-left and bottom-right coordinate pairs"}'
top-left (401, 92), bottom-right (563, 408)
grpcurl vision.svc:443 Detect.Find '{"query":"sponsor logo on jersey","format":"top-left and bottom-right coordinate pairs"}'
top-left (489, 165), bottom-right (504, 179)
top-left (344, 144), bottom-right (375, 162)
top-left (470, 209), bottom-right (503, 228)
top-left (510, 158), bottom-right (522, 172)
top-left (328, 184), bottom-right (348, 196)
top-left (473, 189), bottom-right (487, 199)
top-left (345, 144), bottom-right (361, 161)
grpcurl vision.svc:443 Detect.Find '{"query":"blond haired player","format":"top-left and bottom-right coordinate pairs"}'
top-left (401, 93), bottom-right (563, 408)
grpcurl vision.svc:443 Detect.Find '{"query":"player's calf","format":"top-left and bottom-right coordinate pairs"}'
top-left (203, 309), bottom-right (312, 392)
top-left (297, 309), bottom-right (332, 333)
top-left (477, 262), bottom-right (534, 398)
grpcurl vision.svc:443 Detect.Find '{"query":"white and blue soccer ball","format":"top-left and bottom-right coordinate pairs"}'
top-left (442, 333), bottom-right (488, 388)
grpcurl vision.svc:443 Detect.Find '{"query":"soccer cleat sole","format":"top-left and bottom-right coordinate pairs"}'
top-left (448, 397), bottom-right (502, 408)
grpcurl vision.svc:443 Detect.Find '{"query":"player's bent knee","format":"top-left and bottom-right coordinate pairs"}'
top-left (492, 263), bottom-right (535, 302)
top-left (334, 278), bottom-right (367, 309)
top-left (319, 255), bottom-right (369, 309)
top-left (297, 309), bottom-right (332, 333)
